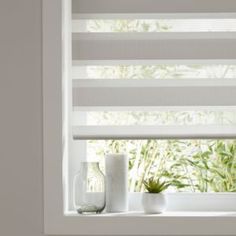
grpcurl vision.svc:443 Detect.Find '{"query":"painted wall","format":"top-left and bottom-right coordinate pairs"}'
top-left (0, 0), bottom-right (44, 235)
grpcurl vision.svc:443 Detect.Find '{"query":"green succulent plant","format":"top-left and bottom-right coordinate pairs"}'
top-left (143, 177), bottom-right (170, 193)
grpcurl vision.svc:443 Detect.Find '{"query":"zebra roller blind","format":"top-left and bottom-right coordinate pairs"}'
top-left (71, 0), bottom-right (236, 140)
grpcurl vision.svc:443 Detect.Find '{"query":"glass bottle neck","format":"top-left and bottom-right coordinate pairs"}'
top-left (80, 162), bottom-right (100, 171)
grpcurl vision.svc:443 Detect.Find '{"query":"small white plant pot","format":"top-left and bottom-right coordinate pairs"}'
top-left (142, 193), bottom-right (167, 214)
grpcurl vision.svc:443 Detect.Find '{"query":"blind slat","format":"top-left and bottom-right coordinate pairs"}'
top-left (73, 33), bottom-right (236, 40)
top-left (73, 79), bottom-right (236, 88)
top-left (73, 125), bottom-right (236, 140)
top-left (73, 85), bottom-right (236, 107)
top-left (72, 0), bottom-right (236, 15)
top-left (72, 38), bottom-right (236, 61)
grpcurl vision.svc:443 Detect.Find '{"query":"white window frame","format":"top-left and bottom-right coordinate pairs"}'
top-left (43, 0), bottom-right (236, 235)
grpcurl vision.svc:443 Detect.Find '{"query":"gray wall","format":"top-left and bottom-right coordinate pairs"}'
top-left (0, 0), bottom-right (44, 235)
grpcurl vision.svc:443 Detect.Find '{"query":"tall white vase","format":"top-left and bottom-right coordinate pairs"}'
top-left (105, 154), bottom-right (128, 212)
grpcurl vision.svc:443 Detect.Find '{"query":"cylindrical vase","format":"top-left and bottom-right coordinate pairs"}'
top-left (105, 154), bottom-right (128, 212)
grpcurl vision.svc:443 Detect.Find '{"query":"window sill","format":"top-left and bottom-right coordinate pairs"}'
top-left (66, 211), bottom-right (236, 217)
top-left (52, 193), bottom-right (236, 235)
top-left (45, 211), bottom-right (236, 235)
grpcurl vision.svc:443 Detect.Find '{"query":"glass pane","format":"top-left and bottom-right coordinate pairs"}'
top-left (73, 19), bottom-right (236, 32)
top-left (86, 139), bottom-right (236, 193)
top-left (72, 65), bottom-right (236, 79)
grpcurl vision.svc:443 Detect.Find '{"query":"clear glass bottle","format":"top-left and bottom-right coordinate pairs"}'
top-left (73, 162), bottom-right (105, 214)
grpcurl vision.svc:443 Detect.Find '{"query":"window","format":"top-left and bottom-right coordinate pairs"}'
top-left (43, 0), bottom-right (236, 235)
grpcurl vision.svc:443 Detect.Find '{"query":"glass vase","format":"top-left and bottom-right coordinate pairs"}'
top-left (73, 162), bottom-right (105, 214)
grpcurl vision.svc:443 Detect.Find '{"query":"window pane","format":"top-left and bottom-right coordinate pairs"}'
top-left (73, 19), bottom-right (236, 32)
top-left (72, 65), bottom-right (236, 79)
top-left (86, 139), bottom-right (236, 193)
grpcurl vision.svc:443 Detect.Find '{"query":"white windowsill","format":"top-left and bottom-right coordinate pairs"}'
top-left (50, 210), bottom-right (236, 235)
top-left (60, 192), bottom-right (236, 235)
top-left (67, 211), bottom-right (236, 217)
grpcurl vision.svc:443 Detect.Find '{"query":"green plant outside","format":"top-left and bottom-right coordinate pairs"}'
top-left (88, 139), bottom-right (236, 192)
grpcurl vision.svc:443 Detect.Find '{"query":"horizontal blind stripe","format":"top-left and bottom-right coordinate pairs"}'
top-left (72, 33), bottom-right (236, 40)
top-left (73, 86), bottom-right (236, 107)
top-left (72, 38), bottom-right (236, 60)
top-left (73, 125), bottom-right (236, 140)
top-left (73, 79), bottom-right (236, 88)
top-left (72, 0), bottom-right (236, 15)
top-left (72, 13), bottom-right (236, 20)
top-left (72, 60), bottom-right (236, 66)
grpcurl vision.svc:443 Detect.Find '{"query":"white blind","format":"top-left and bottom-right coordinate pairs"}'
top-left (71, 0), bottom-right (236, 139)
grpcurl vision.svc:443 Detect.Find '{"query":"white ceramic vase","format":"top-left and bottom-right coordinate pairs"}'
top-left (105, 154), bottom-right (128, 212)
top-left (142, 193), bottom-right (167, 214)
